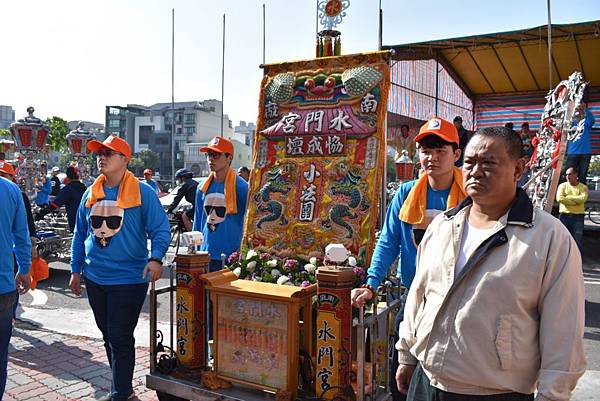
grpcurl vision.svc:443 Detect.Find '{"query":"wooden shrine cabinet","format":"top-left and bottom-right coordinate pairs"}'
top-left (203, 270), bottom-right (316, 397)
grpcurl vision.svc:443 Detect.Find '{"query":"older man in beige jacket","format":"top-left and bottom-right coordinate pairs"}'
top-left (395, 126), bottom-right (585, 401)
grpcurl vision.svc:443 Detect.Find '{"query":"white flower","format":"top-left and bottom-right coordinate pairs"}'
top-left (247, 261), bottom-right (257, 271)
top-left (309, 257), bottom-right (318, 266)
top-left (233, 267), bottom-right (241, 277)
top-left (348, 256), bottom-right (357, 267)
top-left (304, 263), bottom-right (316, 273)
top-left (252, 276), bottom-right (262, 282)
top-left (277, 275), bottom-right (289, 285)
top-left (271, 269), bottom-right (282, 278)
top-left (266, 259), bottom-right (278, 268)
top-left (246, 249), bottom-right (258, 260)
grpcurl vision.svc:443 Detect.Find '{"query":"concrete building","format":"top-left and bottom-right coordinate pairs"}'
top-left (234, 120), bottom-right (256, 147)
top-left (67, 120), bottom-right (105, 138)
top-left (105, 100), bottom-right (241, 179)
top-left (0, 105), bottom-right (15, 129)
top-left (185, 138), bottom-right (252, 177)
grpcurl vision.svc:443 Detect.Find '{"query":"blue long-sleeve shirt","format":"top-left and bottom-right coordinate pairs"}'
top-left (193, 176), bottom-right (248, 261)
top-left (0, 177), bottom-right (32, 294)
top-left (71, 180), bottom-right (170, 285)
top-left (36, 175), bottom-right (52, 206)
top-left (51, 181), bottom-right (87, 232)
top-left (366, 180), bottom-right (450, 290)
top-left (145, 179), bottom-right (159, 194)
top-left (567, 108), bottom-right (595, 155)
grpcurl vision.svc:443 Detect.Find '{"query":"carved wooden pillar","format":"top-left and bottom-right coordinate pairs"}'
top-left (315, 267), bottom-right (355, 400)
top-left (175, 252), bottom-right (210, 369)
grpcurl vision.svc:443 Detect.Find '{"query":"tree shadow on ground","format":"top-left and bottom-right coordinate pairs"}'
top-left (7, 323), bottom-right (123, 400)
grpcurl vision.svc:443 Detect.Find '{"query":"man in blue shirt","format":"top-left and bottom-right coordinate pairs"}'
top-left (0, 169), bottom-right (32, 397)
top-left (566, 100), bottom-right (595, 184)
top-left (35, 162), bottom-right (52, 207)
top-left (351, 117), bottom-right (466, 401)
top-left (36, 166), bottom-right (87, 232)
top-left (193, 136), bottom-right (248, 272)
top-left (143, 168), bottom-right (159, 194)
top-left (70, 135), bottom-right (170, 401)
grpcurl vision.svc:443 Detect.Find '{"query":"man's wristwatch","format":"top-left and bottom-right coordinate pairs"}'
top-left (148, 257), bottom-right (163, 266)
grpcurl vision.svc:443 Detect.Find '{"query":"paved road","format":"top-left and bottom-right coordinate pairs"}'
top-left (13, 229), bottom-right (600, 399)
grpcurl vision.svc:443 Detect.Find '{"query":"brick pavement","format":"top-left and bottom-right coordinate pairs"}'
top-left (5, 320), bottom-right (158, 401)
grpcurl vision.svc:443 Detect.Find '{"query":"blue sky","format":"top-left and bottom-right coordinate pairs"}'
top-left (1, 0), bottom-right (599, 126)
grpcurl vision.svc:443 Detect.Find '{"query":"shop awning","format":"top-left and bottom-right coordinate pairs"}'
top-left (383, 20), bottom-right (600, 98)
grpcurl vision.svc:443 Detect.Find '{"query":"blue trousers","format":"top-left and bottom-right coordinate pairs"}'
top-left (0, 291), bottom-right (16, 399)
top-left (559, 213), bottom-right (584, 252)
top-left (85, 278), bottom-right (148, 401)
top-left (565, 154), bottom-right (591, 184)
top-left (207, 259), bottom-right (223, 343)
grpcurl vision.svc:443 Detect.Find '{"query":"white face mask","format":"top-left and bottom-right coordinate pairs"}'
top-left (176, 179), bottom-right (183, 186)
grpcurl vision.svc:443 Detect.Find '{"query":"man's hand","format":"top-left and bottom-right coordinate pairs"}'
top-left (395, 364), bottom-right (416, 395)
top-left (69, 273), bottom-right (82, 296)
top-left (351, 287), bottom-right (373, 308)
top-left (15, 273), bottom-right (31, 295)
top-left (143, 260), bottom-right (163, 282)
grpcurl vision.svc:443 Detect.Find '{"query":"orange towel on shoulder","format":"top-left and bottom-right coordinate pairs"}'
top-left (399, 167), bottom-right (466, 225)
top-left (85, 170), bottom-right (142, 209)
top-left (200, 168), bottom-right (238, 215)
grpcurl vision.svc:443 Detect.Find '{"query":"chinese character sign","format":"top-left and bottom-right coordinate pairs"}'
top-left (174, 254), bottom-right (209, 369)
top-left (244, 51), bottom-right (391, 262)
top-left (216, 294), bottom-right (289, 390)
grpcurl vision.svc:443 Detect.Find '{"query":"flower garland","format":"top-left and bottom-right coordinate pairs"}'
top-left (225, 248), bottom-right (366, 288)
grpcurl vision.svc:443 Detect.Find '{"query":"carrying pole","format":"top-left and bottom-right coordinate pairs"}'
top-left (171, 8), bottom-right (175, 187)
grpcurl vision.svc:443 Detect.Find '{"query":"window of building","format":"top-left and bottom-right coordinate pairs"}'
top-left (156, 137), bottom-right (169, 145)
top-left (108, 119), bottom-right (120, 128)
top-left (184, 127), bottom-right (195, 135)
top-left (108, 107), bottom-right (120, 115)
top-left (139, 125), bottom-right (152, 145)
top-left (184, 113), bottom-right (195, 124)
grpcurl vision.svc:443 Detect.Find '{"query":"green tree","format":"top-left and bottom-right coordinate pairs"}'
top-left (0, 128), bottom-right (10, 138)
top-left (589, 155), bottom-right (600, 177)
top-left (128, 149), bottom-right (160, 176)
top-left (45, 116), bottom-right (69, 151)
top-left (138, 149), bottom-right (160, 171)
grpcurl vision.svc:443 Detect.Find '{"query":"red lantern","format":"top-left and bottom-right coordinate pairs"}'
top-left (66, 121), bottom-right (96, 157)
top-left (395, 152), bottom-right (414, 181)
top-left (10, 107), bottom-right (50, 152)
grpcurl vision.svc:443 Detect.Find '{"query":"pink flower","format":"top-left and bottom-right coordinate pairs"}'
top-left (283, 259), bottom-right (298, 271)
top-left (300, 280), bottom-right (311, 287)
top-left (228, 252), bottom-right (240, 264)
top-left (353, 266), bottom-right (366, 281)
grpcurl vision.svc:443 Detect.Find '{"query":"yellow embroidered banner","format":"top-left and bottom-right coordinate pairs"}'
top-left (244, 51), bottom-right (391, 263)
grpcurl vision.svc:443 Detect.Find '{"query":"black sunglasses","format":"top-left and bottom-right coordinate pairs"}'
top-left (91, 215), bottom-right (123, 230)
top-left (96, 149), bottom-right (122, 157)
top-left (205, 205), bottom-right (226, 219)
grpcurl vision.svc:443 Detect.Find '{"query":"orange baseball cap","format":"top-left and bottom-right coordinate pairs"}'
top-left (0, 161), bottom-right (15, 176)
top-left (200, 136), bottom-right (234, 155)
top-left (414, 117), bottom-right (459, 146)
top-left (87, 135), bottom-right (132, 159)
